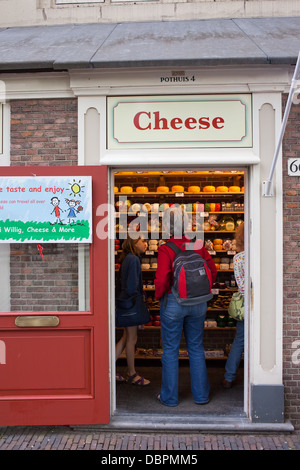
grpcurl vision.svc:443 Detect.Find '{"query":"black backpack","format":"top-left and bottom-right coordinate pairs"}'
top-left (166, 241), bottom-right (213, 305)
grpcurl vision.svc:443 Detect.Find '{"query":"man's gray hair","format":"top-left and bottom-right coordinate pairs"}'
top-left (162, 205), bottom-right (190, 239)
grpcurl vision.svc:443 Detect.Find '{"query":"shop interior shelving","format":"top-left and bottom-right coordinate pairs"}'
top-left (114, 170), bottom-right (244, 360)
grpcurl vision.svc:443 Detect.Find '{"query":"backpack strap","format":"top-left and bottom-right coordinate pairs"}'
top-left (163, 242), bottom-right (182, 308)
top-left (165, 241), bottom-right (182, 255)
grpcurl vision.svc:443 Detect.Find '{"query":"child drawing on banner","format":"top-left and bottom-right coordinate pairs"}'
top-left (50, 197), bottom-right (64, 224)
top-left (65, 199), bottom-right (83, 224)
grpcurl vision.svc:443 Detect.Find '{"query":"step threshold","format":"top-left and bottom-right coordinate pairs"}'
top-left (73, 413), bottom-right (295, 434)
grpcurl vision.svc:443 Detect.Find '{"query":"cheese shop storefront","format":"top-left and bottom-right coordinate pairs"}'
top-left (0, 59), bottom-right (298, 431)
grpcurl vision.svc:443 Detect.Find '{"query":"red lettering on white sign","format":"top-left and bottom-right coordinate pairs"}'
top-left (133, 111), bottom-right (225, 131)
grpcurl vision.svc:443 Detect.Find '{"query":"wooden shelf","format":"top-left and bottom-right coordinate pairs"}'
top-left (115, 211), bottom-right (244, 216)
top-left (115, 191), bottom-right (244, 196)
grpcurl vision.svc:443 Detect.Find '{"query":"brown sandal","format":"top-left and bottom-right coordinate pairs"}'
top-left (127, 372), bottom-right (150, 386)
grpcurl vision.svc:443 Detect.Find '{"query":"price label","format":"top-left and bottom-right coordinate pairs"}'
top-left (227, 250), bottom-right (236, 255)
top-left (145, 250), bottom-right (154, 255)
top-left (175, 192), bottom-right (184, 197)
top-left (211, 289), bottom-right (219, 295)
top-left (288, 158), bottom-right (300, 176)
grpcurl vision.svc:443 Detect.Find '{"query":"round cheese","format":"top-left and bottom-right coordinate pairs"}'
top-left (136, 186), bottom-right (149, 193)
top-left (214, 244), bottom-right (223, 251)
top-left (216, 186), bottom-right (228, 192)
top-left (229, 186), bottom-right (240, 192)
top-left (203, 186), bottom-right (216, 192)
top-left (156, 186), bottom-right (169, 193)
top-left (188, 186), bottom-right (200, 193)
top-left (172, 185), bottom-right (184, 192)
top-left (120, 186), bottom-right (133, 193)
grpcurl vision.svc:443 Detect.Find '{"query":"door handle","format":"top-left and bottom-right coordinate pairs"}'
top-left (15, 316), bottom-right (60, 328)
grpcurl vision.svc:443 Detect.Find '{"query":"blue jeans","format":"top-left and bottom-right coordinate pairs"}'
top-left (224, 320), bottom-right (244, 382)
top-left (160, 293), bottom-right (210, 406)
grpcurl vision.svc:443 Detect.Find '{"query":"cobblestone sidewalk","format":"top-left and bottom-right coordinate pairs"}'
top-left (0, 426), bottom-right (300, 450)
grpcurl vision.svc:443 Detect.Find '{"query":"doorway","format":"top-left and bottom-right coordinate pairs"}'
top-left (110, 167), bottom-right (248, 421)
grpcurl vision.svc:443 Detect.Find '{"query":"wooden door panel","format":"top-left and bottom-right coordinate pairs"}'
top-left (0, 329), bottom-right (92, 397)
top-left (0, 166), bottom-right (109, 425)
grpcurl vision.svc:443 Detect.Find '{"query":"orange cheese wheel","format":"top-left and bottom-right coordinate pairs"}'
top-left (214, 263), bottom-right (220, 270)
top-left (214, 244), bottom-right (223, 251)
top-left (157, 186), bottom-right (169, 193)
top-left (229, 186), bottom-right (240, 192)
top-left (216, 186), bottom-right (228, 192)
top-left (203, 186), bottom-right (215, 192)
top-left (120, 186), bottom-right (133, 193)
top-left (188, 186), bottom-right (200, 193)
top-left (172, 185), bottom-right (184, 192)
top-left (136, 186), bottom-right (149, 193)
top-left (114, 186), bottom-right (118, 193)
top-left (214, 239), bottom-right (223, 245)
top-left (241, 186), bottom-right (244, 192)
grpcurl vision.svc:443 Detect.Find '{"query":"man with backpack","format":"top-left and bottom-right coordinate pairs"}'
top-left (154, 206), bottom-right (217, 407)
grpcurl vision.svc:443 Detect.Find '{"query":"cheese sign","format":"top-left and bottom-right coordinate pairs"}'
top-left (107, 94), bottom-right (252, 149)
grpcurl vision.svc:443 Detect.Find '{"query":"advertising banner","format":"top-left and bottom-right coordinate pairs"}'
top-left (0, 176), bottom-right (92, 243)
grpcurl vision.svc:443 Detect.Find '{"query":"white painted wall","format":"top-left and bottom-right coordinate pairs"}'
top-left (0, 0), bottom-right (299, 27)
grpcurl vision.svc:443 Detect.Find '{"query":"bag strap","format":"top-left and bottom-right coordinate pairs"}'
top-left (165, 241), bottom-right (182, 255)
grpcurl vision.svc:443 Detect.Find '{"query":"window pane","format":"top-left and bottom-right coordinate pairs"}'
top-left (0, 243), bottom-right (90, 312)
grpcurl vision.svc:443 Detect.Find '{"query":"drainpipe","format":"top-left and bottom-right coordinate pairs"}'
top-left (262, 52), bottom-right (300, 197)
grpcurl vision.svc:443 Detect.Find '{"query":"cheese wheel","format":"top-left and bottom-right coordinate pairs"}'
top-left (131, 203), bottom-right (141, 213)
top-left (114, 186), bottom-right (118, 193)
top-left (172, 185), bottom-right (184, 192)
top-left (214, 263), bottom-right (220, 270)
top-left (188, 186), bottom-right (200, 193)
top-left (203, 186), bottom-right (215, 192)
top-left (136, 186), bottom-right (149, 193)
top-left (157, 186), bottom-right (169, 193)
top-left (142, 203), bottom-right (151, 212)
top-left (216, 186), bottom-right (228, 192)
top-left (229, 186), bottom-right (240, 192)
top-left (120, 186), bottom-right (133, 193)
top-left (214, 239), bottom-right (223, 245)
top-left (214, 244), bottom-right (223, 251)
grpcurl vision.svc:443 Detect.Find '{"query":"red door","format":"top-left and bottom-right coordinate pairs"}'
top-left (0, 166), bottom-right (109, 425)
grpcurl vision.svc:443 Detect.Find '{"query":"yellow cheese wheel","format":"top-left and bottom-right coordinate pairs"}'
top-left (188, 186), bottom-right (200, 193)
top-left (229, 186), bottom-right (240, 192)
top-left (136, 186), bottom-right (149, 193)
top-left (216, 186), bottom-right (228, 192)
top-left (172, 185), bottom-right (184, 192)
top-left (214, 244), bottom-right (223, 251)
top-left (114, 186), bottom-right (118, 193)
top-left (157, 186), bottom-right (169, 193)
top-left (203, 186), bottom-right (215, 192)
top-left (120, 186), bottom-right (133, 193)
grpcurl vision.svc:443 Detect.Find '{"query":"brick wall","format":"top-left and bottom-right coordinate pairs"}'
top-left (282, 95), bottom-right (300, 430)
top-left (10, 99), bottom-right (77, 167)
top-left (9, 98), bottom-right (80, 312)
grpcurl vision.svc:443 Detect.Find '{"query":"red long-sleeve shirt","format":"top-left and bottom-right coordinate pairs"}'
top-left (154, 236), bottom-right (217, 300)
